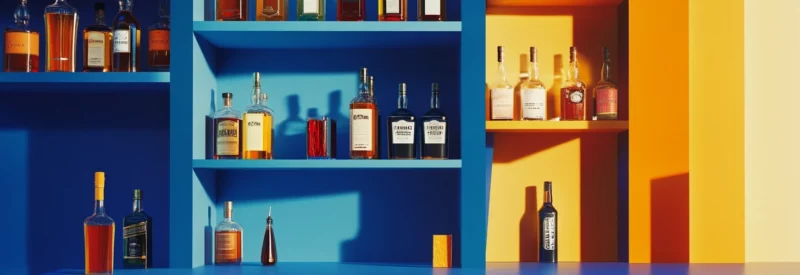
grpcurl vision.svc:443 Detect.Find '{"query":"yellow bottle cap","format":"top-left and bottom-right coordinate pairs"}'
top-left (95, 171), bottom-right (105, 187)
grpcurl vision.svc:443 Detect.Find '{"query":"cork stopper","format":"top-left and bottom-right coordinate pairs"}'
top-left (530, 47), bottom-right (537, 63)
top-left (569, 46), bottom-right (577, 62)
top-left (497, 46), bottom-right (504, 62)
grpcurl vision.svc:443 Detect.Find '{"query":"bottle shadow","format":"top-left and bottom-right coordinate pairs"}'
top-left (324, 90), bottom-right (349, 159)
top-left (519, 186), bottom-right (539, 262)
top-left (205, 206), bottom-right (213, 265)
top-left (275, 95), bottom-right (307, 159)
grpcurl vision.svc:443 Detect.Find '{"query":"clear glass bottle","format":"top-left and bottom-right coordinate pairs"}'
top-left (44, 0), bottom-right (78, 72)
top-left (82, 3), bottom-right (111, 72)
top-left (350, 68), bottom-right (378, 159)
top-left (560, 47), bottom-right (587, 121)
top-left (539, 181), bottom-right (558, 263)
top-left (388, 83), bottom-right (416, 159)
top-left (594, 47), bottom-right (619, 120)
top-left (298, 0), bottom-right (324, 21)
top-left (520, 47), bottom-right (547, 120)
top-left (148, 0), bottom-right (170, 71)
top-left (418, 0), bottom-right (445, 21)
top-left (490, 46), bottom-right (514, 120)
top-left (257, 0), bottom-right (288, 21)
top-left (4, 0), bottom-right (39, 72)
top-left (112, 0), bottom-right (141, 72)
top-left (380, 0), bottom-right (407, 21)
top-left (217, 0), bottom-right (247, 21)
top-left (84, 172), bottom-right (115, 275)
top-left (421, 83), bottom-right (448, 159)
top-left (214, 92), bottom-right (243, 159)
top-left (243, 72), bottom-right (275, 160)
top-left (215, 201), bottom-right (243, 265)
top-left (122, 189), bottom-right (153, 268)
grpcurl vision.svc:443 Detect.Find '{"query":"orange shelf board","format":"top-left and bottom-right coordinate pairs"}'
top-left (488, 0), bottom-right (625, 8)
top-left (486, 120), bottom-right (629, 133)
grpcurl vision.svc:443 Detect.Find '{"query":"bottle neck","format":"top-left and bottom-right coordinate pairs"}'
top-left (497, 60), bottom-right (508, 82)
top-left (601, 59), bottom-right (611, 81)
top-left (529, 61), bottom-right (540, 81)
top-left (95, 11), bottom-right (106, 25)
top-left (544, 189), bottom-right (553, 205)
top-left (397, 93), bottom-right (408, 109)
top-left (14, 1), bottom-right (30, 27)
top-left (158, 0), bottom-right (170, 18)
top-left (95, 199), bottom-right (106, 216)
top-left (133, 199), bottom-right (142, 212)
top-left (224, 209), bottom-right (232, 221)
top-left (430, 91), bottom-right (440, 109)
top-left (251, 87), bottom-right (262, 104)
top-left (119, 0), bottom-right (133, 11)
top-left (223, 98), bottom-right (232, 108)
top-left (569, 57), bottom-right (579, 81)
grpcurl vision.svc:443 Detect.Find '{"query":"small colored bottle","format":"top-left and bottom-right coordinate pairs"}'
top-left (148, 0), bottom-right (170, 71)
top-left (337, 0), bottom-right (365, 21)
top-left (257, 0), bottom-right (288, 21)
top-left (380, 0), bottom-right (407, 21)
top-left (261, 207), bottom-right (278, 266)
top-left (594, 47), bottom-right (619, 120)
top-left (539, 181), bottom-right (558, 263)
top-left (421, 83), bottom-right (448, 159)
top-left (418, 0), bottom-right (445, 21)
top-left (298, 0), bottom-right (324, 21)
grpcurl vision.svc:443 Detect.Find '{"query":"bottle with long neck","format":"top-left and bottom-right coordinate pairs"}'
top-left (490, 46), bottom-right (514, 120)
top-left (84, 172), bottom-right (115, 274)
top-left (421, 83), bottom-right (448, 159)
top-left (520, 47), bottom-right (548, 120)
top-left (539, 181), bottom-right (558, 262)
top-left (349, 68), bottom-right (378, 159)
top-left (560, 47), bottom-right (587, 120)
top-left (215, 201), bottom-right (243, 265)
top-left (261, 207), bottom-right (278, 266)
top-left (594, 47), bottom-right (619, 120)
top-left (388, 83), bottom-right (416, 159)
top-left (112, 0), bottom-right (141, 72)
top-left (44, 0), bottom-right (79, 72)
top-left (82, 3), bottom-right (112, 72)
top-left (123, 189), bottom-right (153, 268)
top-left (243, 72), bottom-right (275, 160)
top-left (4, 0), bottom-right (39, 72)
top-left (148, 0), bottom-right (170, 71)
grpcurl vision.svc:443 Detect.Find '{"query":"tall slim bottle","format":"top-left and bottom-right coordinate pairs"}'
top-left (539, 181), bottom-right (558, 263)
top-left (122, 189), bottom-right (153, 268)
top-left (84, 172), bottom-right (115, 274)
top-left (388, 83), bottom-right (416, 159)
top-left (594, 47), bottom-right (619, 120)
top-left (243, 72), bottom-right (275, 160)
top-left (261, 207), bottom-right (277, 266)
top-left (112, 0), bottom-right (141, 72)
top-left (490, 46), bottom-right (513, 120)
top-left (421, 83), bottom-right (448, 159)
top-left (44, 0), bottom-right (78, 72)
top-left (520, 47), bottom-right (547, 120)
top-left (215, 201), bottom-right (243, 265)
top-left (560, 47), bottom-right (587, 120)
top-left (4, 0), bottom-right (39, 72)
top-left (350, 68), bottom-right (378, 159)
top-left (82, 3), bottom-right (112, 72)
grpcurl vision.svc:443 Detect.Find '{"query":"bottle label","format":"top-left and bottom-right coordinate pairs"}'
top-left (216, 120), bottom-right (240, 156)
top-left (386, 0), bottom-right (400, 14)
top-left (424, 120), bottom-right (446, 145)
top-left (543, 215), bottom-right (556, 251)
top-left (123, 222), bottom-right (148, 259)
top-left (244, 113), bottom-right (272, 151)
top-left (521, 87), bottom-right (546, 119)
top-left (391, 120), bottom-right (414, 144)
top-left (4, 32), bottom-right (39, 55)
top-left (86, 31), bottom-right (106, 67)
top-left (148, 30), bottom-right (170, 52)
top-left (425, 0), bottom-right (441, 16)
top-left (303, 0), bottom-right (318, 13)
top-left (261, 0), bottom-right (281, 15)
top-left (569, 90), bottom-right (584, 103)
top-left (596, 87), bottom-right (618, 115)
top-left (215, 232), bottom-right (240, 261)
top-left (113, 30), bottom-right (131, 53)
top-left (350, 108), bottom-right (374, 151)
top-left (490, 88), bottom-right (513, 120)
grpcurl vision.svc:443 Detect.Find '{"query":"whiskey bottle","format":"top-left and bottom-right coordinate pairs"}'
top-left (560, 47), bottom-right (587, 120)
top-left (261, 207), bottom-right (277, 266)
top-left (298, 0), bottom-right (324, 21)
top-left (350, 68), bottom-right (378, 159)
top-left (214, 92), bottom-right (243, 159)
top-left (380, 0), bottom-right (407, 21)
top-left (44, 0), bottom-right (78, 72)
top-left (215, 201), bottom-right (243, 265)
top-left (112, 0), bottom-right (141, 72)
top-left (122, 189), bottom-right (153, 268)
top-left (539, 181), bottom-right (558, 263)
top-left (490, 46), bottom-right (514, 120)
top-left (82, 3), bottom-right (112, 72)
top-left (147, 0), bottom-right (170, 71)
top-left (388, 83), bottom-right (416, 159)
top-left (421, 83), bottom-right (448, 159)
top-left (418, 0), bottom-right (445, 21)
top-left (217, 0), bottom-right (247, 21)
top-left (520, 47), bottom-right (547, 120)
top-left (243, 72), bottom-right (275, 160)
top-left (4, 0), bottom-right (39, 72)
top-left (337, 0), bottom-right (365, 21)
top-left (257, 0), bottom-right (288, 21)
top-left (84, 172), bottom-right (115, 274)
top-left (594, 47), bottom-right (619, 120)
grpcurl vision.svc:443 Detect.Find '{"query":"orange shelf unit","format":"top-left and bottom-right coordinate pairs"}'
top-left (486, 121), bottom-right (629, 133)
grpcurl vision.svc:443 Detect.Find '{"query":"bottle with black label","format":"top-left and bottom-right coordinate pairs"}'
top-left (123, 189), bottom-right (153, 268)
top-left (421, 83), bottom-right (448, 159)
top-left (539, 181), bottom-right (558, 263)
top-left (387, 83), bottom-right (416, 159)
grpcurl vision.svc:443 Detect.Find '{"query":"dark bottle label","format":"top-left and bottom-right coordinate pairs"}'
top-left (123, 222), bottom-right (148, 260)
top-left (424, 120), bottom-right (446, 145)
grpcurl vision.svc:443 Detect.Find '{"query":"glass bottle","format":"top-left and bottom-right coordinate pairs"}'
top-left (84, 172), bottom-right (115, 275)
top-left (298, 0), bottom-right (324, 21)
top-left (594, 47), bottom-right (619, 120)
top-left (418, 0), bottom-right (445, 21)
top-left (215, 201), bottom-right (243, 265)
top-left (243, 72), bottom-right (275, 160)
top-left (4, 0), bottom-right (39, 72)
top-left (122, 189), bottom-right (153, 268)
top-left (261, 207), bottom-right (277, 266)
top-left (520, 47), bottom-right (547, 120)
top-left (490, 46), bottom-right (514, 120)
top-left (214, 92), bottom-right (243, 159)
top-left (539, 181), bottom-right (558, 263)
top-left (370, 76), bottom-right (381, 159)
top-left (44, 0), bottom-right (78, 72)
top-left (388, 83), bottom-right (416, 159)
top-left (560, 46), bottom-right (587, 120)
top-left (82, 3), bottom-right (111, 72)
top-left (380, 0), bottom-right (407, 21)
top-left (350, 68), bottom-right (378, 159)
top-left (148, 0), bottom-right (170, 71)
top-left (337, 0), bottom-right (365, 21)
top-left (421, 83), bottom-right (448, 159)
top-left (217, 0), bottom-right (247, 21)
top-left (257, 0), bottom-right (287, 21)
top-left (111, 0), bottom-right (141, 72)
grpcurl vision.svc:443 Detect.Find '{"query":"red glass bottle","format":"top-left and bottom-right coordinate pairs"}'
top-left (381, 0), bottom-right (407, 21)
top-left (337, 0), bottom-right (365, 21)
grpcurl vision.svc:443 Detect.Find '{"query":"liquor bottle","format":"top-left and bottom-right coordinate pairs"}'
top-left (490, 46), bottom-right (514, 120)
top-left (214, 92), bottom-right (243, 159)
top-left (369, 76), bottom-right (381, 159)
top-left (421, 83), bottom-right (448, 159)
top-left (418, 0), bottom-right (445, 21)
top-left (122, 189), bottom-right (153, 268)
top-left (298, 0), bottom-right (324, 21)
top-left (520, 47), bottom-right (547, 120)
top-left (380, 0), bottom-right (407, 21)
top-left (388, 83), bottom-right (416, 159)
top-left (84, 172), bottom-right (115, 274)
top-left (215, 201), bottom-right (243, 265)
top-left (350, 68), bottom-right (378, 159)
top-left (539, 181), bottom-right (558, 263)
top-left (337, 0), bottom-right (365, 21)
top-left (82, 3), bottom-right (112, 72)
top-left (44, 0), bottom-right (78, 72)
top-left (257, 0), bottom-right (288, 21)
top-left (243, 72), bottom-right (275, 160)
top-left (4, 0), bottom-right (39, 72)
top-left (217, 0), bottom-right (247, 21)
top-left (561, 47), bottom-right (587, 121)
top-left (112, 0), bottom-right (141, 72)
top-left (594, 47), bottom-right (619, 120)
top-left (148, 0), bottom-right (170, 71)
top-left (261, 207), bottom-right (277, 266)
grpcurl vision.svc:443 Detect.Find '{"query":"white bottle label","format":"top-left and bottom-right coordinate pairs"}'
top-left (350, 108), bottom-right (374, 151)
top-left (490, 88), bottom-right (514, 120)
top-left (424, 120), bottom-right (446, 145)
top-left (543, 216), bottom-right (556, 250)
top-left (245, 113), bottom-right (264, 151)
top-left (425, 0), bottom-right (441, 16)
top-left (113, 30), bottom-right (130, 53)
top-left (391, 120), bottom-right (414, 144)
top-left (86, 31), bottom-right (105, 67)
top-left (386, 0), bottom-right (400, 14)
top-left (303, 0), bottom-right (318, 13)
top-left (521, 87), bottom-right (547, 119)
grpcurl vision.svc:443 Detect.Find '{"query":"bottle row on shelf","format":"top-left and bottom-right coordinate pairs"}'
top-left (209, 68), bottom-right (450, 160)
top-left (218, 0), bottom-right (446, 21)
top-left (3, 0), bottom-right (170, 73)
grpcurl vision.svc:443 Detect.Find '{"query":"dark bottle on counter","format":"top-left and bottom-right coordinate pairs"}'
top-left (539, 181), bottom-right (558, 263)
top-left (387, 83), bottom-right (416, 159)
top-left (421, 83), bottom-right (448, 159)
top-left (261, 207), bottom-right (277, 266)
top-left (123, 189), bottom-right (153, 268)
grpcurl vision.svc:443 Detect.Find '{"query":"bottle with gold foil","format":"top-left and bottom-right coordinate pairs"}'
top-left (84, 172), bottom-right (115, 274)
top-left (215, 201), bottom-right (243, 265)
top-left (243, 72), bottom-right (275, 159)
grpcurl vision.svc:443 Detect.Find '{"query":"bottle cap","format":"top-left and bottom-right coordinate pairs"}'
top-left (360, 68), bottom-right (368, 80)
top-left (399, 83), bottom-right (406, 94)
top-left (431, 83), bottom-right (439, 93)
top-left (222, 92), bottom-right (232, 99)
top-left (530, 47), bottom-right (537, 62)
top-left (569, 46), bottom-right (577, 61)
top-left (94, 171), bottom-right (105, 187)
top-left (133, 189), bottom-right (142, 200)
top-left (497, 46), bottom-right (504, 62)
top-left (225, 201), bottom-right (233, 210)
top-left (95, 2), bottom-right (105, 11)
top-left (603, 46), bottom-right (611, 60)
top-left (544, 181), bottom-right (552, 190)
top-left (253, 72), bottom-right (261, 87)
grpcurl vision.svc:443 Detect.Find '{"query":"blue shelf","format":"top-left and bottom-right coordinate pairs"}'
top-left (192, 21), bottom-right (462, 49)
top-left (193, 159), bottom-right (462, 170)
top-left (0, 72), bottom-right (170, 92)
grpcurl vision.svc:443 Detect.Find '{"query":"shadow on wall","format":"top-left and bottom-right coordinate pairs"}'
top-left (519, 186), bottom-right (539, 262)
top-left (651, 173), bottom-right (689, 263)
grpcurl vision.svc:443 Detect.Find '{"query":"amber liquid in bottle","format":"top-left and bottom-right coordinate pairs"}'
top-left (4, 0), bottom-right (39, 72)
top-left (83, 3), bottom-right (112, 72)
top-left (349, 103), bottom-right (378, 159)
top-left (112, 0), bottom-right (141, 72)
top-left (85, 224), bottom-right (115, 273)
top-left (148, 0), bottom-right (170, 71)
top-left (215, 201), bottom-right (243, 265)
top-left (217, 0), bottom-right (247, 21)
top-left (257, 0), bottom-right (287, 21)
top-left (380, 0), bottom-right (407, 21)
top-left (45, 13), bottom-right (77, 72)
top-left (560, 47), bottom-right (587, 121)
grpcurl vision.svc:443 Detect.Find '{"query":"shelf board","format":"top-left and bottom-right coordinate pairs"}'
top-left (192, 21), bottom-right (462, 49)
top-left (0, 72), bottom-right (170, 92)
top-left (488, 0), bottom-right (626, 7)
top-left (193, 159), bottom-right (462, 170)
top-left (486, 120), bottom-right (629, 133)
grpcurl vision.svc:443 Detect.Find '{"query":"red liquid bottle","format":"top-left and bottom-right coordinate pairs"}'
top-left (84, 172), bottom-right (115, 274)
top-left (560, 47), bottom-right (587, 121)
top-left (337, 0), bottom-right (365, 21)
top-left (261, 207), bottom-right (278, 266)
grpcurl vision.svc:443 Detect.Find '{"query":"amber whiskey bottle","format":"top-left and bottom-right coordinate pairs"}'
top-left (112, 0), bottom-right (141, 72)
top-left (350, 68), bottom-right (378, 159)
top-left (214, 92), bottom-right (243, 159)
top-left (337, 0), bottom-right (365, 21)
top-left (44, 0), bottom-right (78, 72)
top-left (243, 72), bottom-right (275, 160)
top-left (215, 201), bottom-right (243, 265)
top-left (83, 3), bottom-right (112, 72)
top-left (560, 47), bottom-right (587, 120)
top-left (261, 207), bottom-right (277, 266)
top-left (148, 0), bottom-right (170, 71)
top-left (4, 0), bottom-right (39, 72)
top-left (122, 189), bottom-right (153, 268)
top-left (257, 0), bottom-right (288, 21)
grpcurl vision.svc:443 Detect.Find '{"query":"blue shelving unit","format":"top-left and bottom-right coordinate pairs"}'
top-left (193, 159), bottom-right (462, 170)
top-left (0, 72), bottom-right (170, 92)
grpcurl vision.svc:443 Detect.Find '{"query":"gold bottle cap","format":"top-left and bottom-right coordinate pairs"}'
top-left (94, 171), bottom-right (105, 187)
